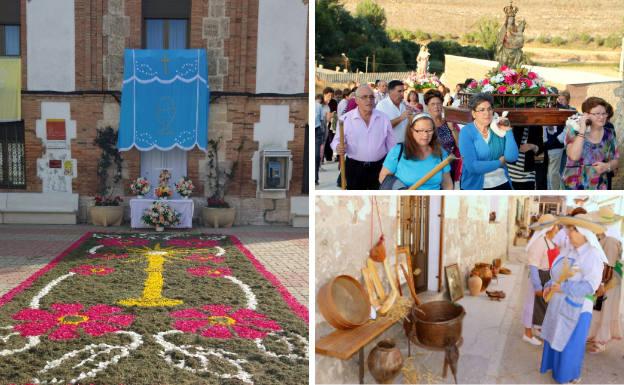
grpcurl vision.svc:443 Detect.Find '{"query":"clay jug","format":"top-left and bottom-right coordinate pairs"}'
top-left (367, 339), bottom-right (403, 384)
top-left (472, 263), bottom-right (493, 291)
top-left (468, 275), bottom-right (482, 296)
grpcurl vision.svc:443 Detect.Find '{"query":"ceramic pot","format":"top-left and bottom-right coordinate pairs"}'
top-left (155, 225), bottom-right (164, 232)
top-left (89, 206), bottom-right (123, 227)
top-left (137, 195), bottom-right (144, 199)
top-left (471, 263), bottom-right (493, 291)
top-left (367, 339), bottom-right (403, 384)
top-left (468, 275), bottom-right (482, 296)
top-left (202, 207), bottom-right (236, 228)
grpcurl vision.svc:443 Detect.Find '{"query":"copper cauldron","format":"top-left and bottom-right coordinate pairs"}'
top-left (403, 300), bottom-right (465, 349)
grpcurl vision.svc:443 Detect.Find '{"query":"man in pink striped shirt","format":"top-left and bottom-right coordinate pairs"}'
top-left (331, 85), bottom-right (396, 189)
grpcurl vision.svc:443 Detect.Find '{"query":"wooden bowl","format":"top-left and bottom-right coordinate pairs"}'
top-left (317, 275), bottom-right (370, 329)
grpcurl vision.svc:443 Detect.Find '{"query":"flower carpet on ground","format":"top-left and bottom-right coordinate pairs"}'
top-left (0, 233), bottom-right (308, 384)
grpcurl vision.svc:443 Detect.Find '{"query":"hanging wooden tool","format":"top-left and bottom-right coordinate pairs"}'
top-left (369, 197), bottom-right (399, 315)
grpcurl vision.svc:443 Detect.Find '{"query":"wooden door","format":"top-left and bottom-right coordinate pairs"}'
top-left (398, 196), bottom-right (429, 292)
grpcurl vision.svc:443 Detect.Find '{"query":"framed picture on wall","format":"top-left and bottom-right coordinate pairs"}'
top-left (445, 263), bottom-right (463, 302)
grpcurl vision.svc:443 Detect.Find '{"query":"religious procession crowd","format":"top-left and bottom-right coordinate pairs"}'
top-left (314, 79), bottom-right (620, 190)
top-left (522, 207), bottom-right (623, 384)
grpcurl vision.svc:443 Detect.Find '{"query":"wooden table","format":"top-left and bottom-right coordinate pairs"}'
top-left (315, 317), bottom-right (398, 384)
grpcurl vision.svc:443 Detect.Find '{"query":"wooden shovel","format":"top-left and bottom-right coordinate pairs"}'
top-left (361, 266), bottom-right (381, 308)
top-left (367, 257), bottom-right (386, 302)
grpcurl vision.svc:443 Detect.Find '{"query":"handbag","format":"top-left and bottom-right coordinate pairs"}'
top-left (379, 144), bottom-right (407, 190)
top-left (369, 197), bottom-right (386, 262)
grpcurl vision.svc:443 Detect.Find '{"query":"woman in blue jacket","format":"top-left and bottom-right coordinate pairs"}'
top-left (458, 93), bottom-right (519, 189)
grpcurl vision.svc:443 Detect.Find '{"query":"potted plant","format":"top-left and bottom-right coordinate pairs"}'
top-left (130, 177), bottom-right (151, 198)
top-left (90, 127), bottom-right (124, 226)
top-left (90, 194), bottom-right (124, 226)
top-left (174, 176), bottom-right (195, 199)
top-left (202, 137), bottom-right (236, 228)
top-left (142, 201), bottom-right (181, 232)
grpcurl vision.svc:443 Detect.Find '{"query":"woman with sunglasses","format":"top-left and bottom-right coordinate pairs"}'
top-left (562, 97), bottom-right (619, 190)
top-left (458, 93), bottom-right (518, 190)
top-left (378, 113), bottom-right (452, 190)
top-left (540, 214), bottom-right (606, 384)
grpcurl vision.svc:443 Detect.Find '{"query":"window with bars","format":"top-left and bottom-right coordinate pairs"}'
top-left (0, 121), bottom-right (26, 188)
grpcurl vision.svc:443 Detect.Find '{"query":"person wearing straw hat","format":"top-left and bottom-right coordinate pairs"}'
top-left (586, 207), bottom-right (623, 353)
top-left (540, 214), bottom-right (606, 384)
top-left (522, 214), bottom-right (560, 346)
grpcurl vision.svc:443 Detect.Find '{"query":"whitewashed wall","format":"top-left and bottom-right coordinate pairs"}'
top-left (255, 0), bottom-right (307, 93)
top-left (315, 196), bottom-right (398, 384)
top-left (27, 0), bottom-right (75, 91)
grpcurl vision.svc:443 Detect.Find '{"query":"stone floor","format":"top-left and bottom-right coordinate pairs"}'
top-left (0, 224), bottom-right (309, 307)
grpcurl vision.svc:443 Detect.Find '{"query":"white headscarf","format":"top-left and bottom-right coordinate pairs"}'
top-left (576, 226), bottom-right (608, 264)
top-left (525, 227), bottom-right (551, 253)
top-left (605, 222), bottom-right (622, 243)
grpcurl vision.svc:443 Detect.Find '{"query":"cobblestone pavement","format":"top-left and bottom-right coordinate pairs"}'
top-left (0, 224), bottom-right (309, 307)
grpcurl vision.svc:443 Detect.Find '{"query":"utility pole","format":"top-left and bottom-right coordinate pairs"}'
top-left (372, 53), bottom-right (376, 73)
top-left (365, 56), bottom-right (369, 73)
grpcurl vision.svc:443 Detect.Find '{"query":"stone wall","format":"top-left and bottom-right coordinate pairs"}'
top-left (440, 196), bottom-right (512, 293)
top-left (315, 196), bottom-right (398, 384)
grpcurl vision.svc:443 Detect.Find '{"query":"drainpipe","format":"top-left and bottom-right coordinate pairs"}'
top-left (437, 196), bottom-right (445, 292)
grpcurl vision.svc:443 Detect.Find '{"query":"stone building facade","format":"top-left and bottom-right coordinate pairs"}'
top-left (1, 0), bottom-right (308, 226)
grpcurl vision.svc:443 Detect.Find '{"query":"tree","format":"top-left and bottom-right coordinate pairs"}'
top-left (355, 0), bottom-right (386, 29)
top-left (466, 17), bottom-right (500, 58)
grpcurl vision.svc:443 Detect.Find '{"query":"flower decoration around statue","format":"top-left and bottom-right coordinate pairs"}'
top-left (130, 177), bottom-right (151, 197)
top-left (404, 71), bottom-right (441, 92)
top-left (463, 66), bottom-right (557, 108)
top-left (175, 176), bottom-right (195, 198)
top-left (141, 201), bottom-right (181, 229)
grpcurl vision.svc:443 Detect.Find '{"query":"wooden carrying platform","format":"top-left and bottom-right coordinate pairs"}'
top-left (316, 317), bottom-right (398, 384)
top-left (444, 106), bottom-right (577, 126)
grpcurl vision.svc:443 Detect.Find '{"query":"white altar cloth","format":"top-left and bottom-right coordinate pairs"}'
top-left (130, 198), bottom-right (194, 228)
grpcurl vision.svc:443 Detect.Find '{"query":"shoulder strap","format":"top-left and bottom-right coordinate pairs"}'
top-left (398, 143), bottom-right (404, 164)
top-left (544, 236), bottom-right (552, 250)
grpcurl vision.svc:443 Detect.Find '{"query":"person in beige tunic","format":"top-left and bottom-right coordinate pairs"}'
top-left (588, 207), bottom-right (623, 353)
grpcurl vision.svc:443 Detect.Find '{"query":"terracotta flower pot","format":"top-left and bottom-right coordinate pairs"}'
top-left (89, 206), bottom-right (123, 226)
top-left (468, 275), bottom-right (482, 296)
top-left (367, 339), bottom-right (403, 384)
top-left (202, 207), bottom-right (236, 228)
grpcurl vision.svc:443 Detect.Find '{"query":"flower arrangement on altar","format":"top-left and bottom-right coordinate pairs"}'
top-left (404, 71), bottom-right (441, 91)
top-left (174, 176), bottom-right (195, 198)
top-left (129, 177), bottom-right (151, 196)
top-left (155, 186), bottom-right (172, 199)
top-left (141, 201), bottom-right (181, 228)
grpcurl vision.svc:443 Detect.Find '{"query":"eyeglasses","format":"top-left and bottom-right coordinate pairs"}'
top-left (474, 107), bottom-right (494, 113)
top-left (358, 95), bottom-right (375, 100)
top-left (589, 112), bottom-right (608, 117)
top-left (412, 129), bottom-right (434, 135)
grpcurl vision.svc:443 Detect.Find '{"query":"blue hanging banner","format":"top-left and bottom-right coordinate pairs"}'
top-left (118, 49), bottom-right (209, 151)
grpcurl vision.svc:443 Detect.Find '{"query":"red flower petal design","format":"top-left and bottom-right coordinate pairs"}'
top-left (166, 239), bottom-right (218, 248)
top-left (174, 319), bottom-right (208, 333)
top-left (48, 324), bottom-right (79, 340)
top-left (51, 303), bottom-right (83, 314)
top-left (201, 305), bottom-right (231, 316)
top-left (201, 325), bottom-right (232, 339)
top-left (186, 266), bottom-right (231, 278)
top-left (70, 265), bottom-right (115, 276)
top-left (232, 325), bottom-right (267, 339)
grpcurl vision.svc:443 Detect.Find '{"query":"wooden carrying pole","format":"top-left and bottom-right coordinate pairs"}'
top-left (408, 154), bottom-right (456, 190)
top-left (339, 120), bottom-right (347, 189)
